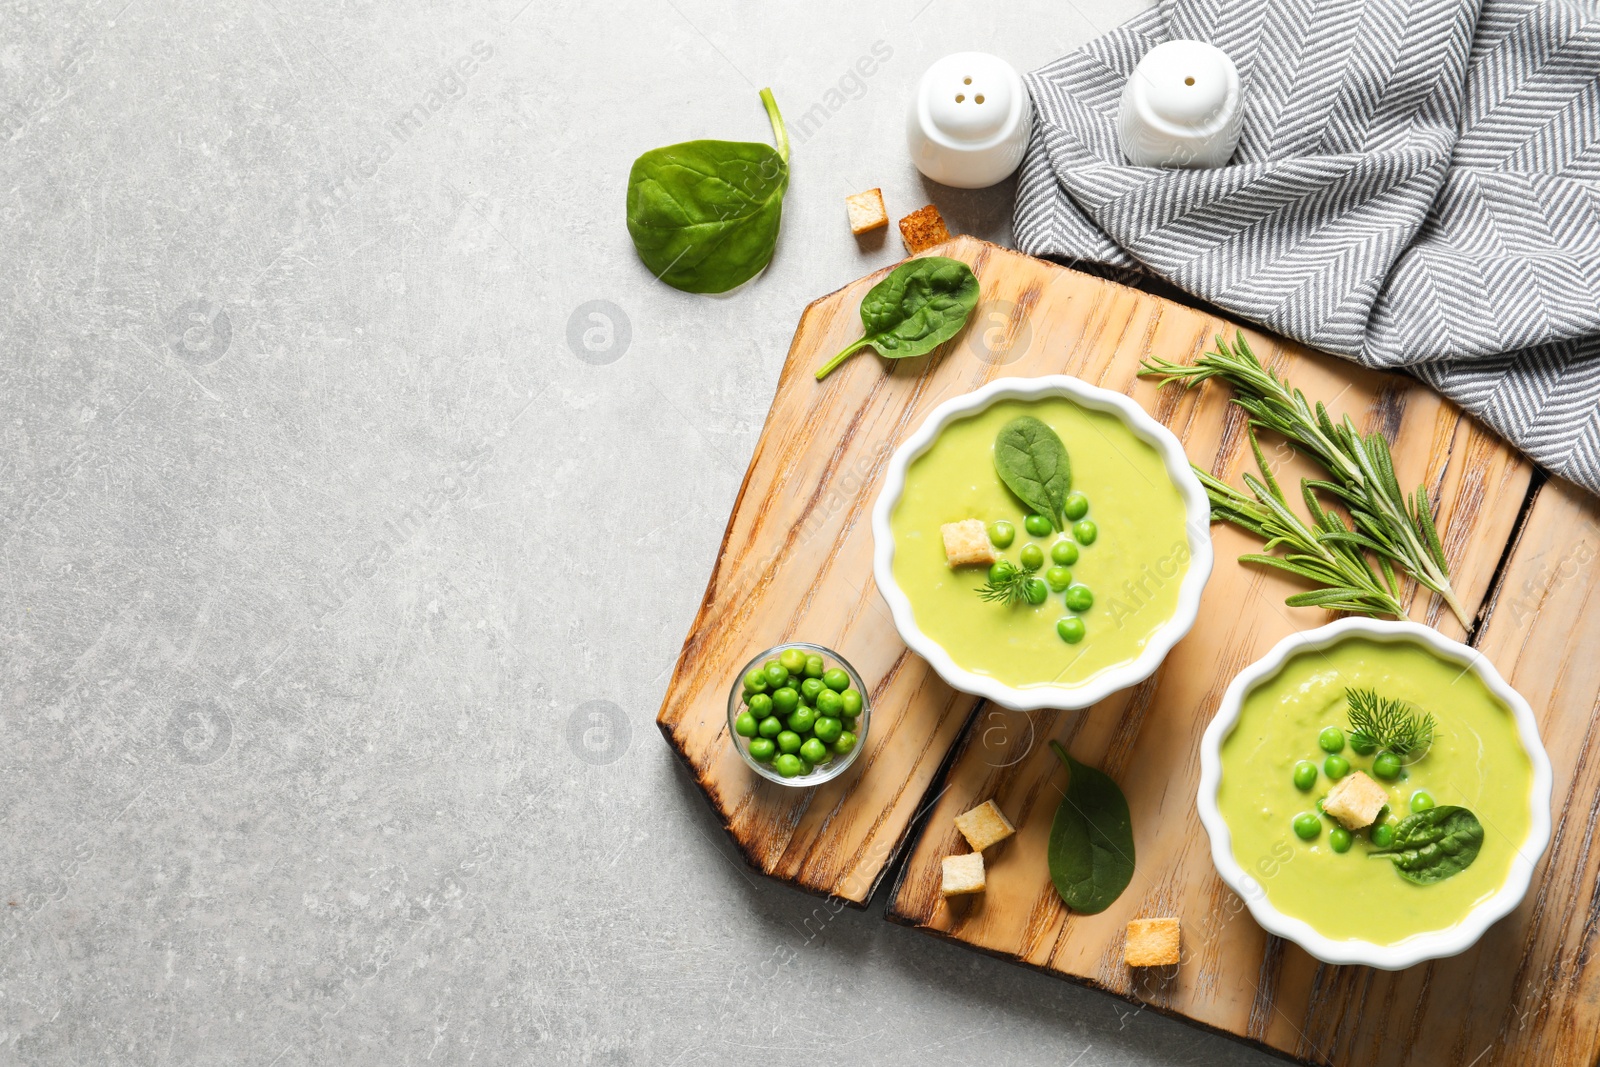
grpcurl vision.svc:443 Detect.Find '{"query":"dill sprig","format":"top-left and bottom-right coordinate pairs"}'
top-left (1141, 334), bottom-right (1467, 628)
top-left (1346, 687), bottom-right (1436, 755)
top-left (976, 560), bottom-right (1040, 606)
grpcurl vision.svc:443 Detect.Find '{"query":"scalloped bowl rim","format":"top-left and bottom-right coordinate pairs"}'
top-left (870, 374), bottom-right (1214, 712)
top-left (1196, 617), bottom-right (1554, 970)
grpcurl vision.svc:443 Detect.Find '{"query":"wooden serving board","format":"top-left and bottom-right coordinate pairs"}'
top-left (658, 237), bottom-right (1600, 1064)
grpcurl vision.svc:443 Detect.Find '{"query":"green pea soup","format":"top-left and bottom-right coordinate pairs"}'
top-left (888, 395), bottom-right (1192, 689)
top-left (1218, 636), bottom-right (1534, 946)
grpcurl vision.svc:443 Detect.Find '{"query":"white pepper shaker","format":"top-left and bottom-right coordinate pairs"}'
top-left (1117, 40), bottom-right (1243, 168)
top-left (906, 52), bottom-right (1033, 189)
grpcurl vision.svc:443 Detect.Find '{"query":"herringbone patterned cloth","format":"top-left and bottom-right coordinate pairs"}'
top-left (1015, 0), bottom-right (1600, 491)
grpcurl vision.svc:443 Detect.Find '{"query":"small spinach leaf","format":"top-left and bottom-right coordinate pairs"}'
top-left (626, 89), bottom-right (789, 294)
top-left (1047, 741), bottom-right (1135, 914)
top-left (812, 256), bottom-right (980, 379)
top-left (1370, 805), bottom-right (1483, 885)
top-left (994, 416), bottom-right (1071, 530)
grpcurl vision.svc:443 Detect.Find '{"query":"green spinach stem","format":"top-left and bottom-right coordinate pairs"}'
top-left (814, 337), bottom-right (870, 380)
top-left (760, 88), bottom-right (788, 164)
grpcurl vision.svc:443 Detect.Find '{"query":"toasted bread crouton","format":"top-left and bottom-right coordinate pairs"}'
top-left (899, 204), bottom-right (952, 253)
top-left (1324, 770), bottom-right (1389, 830)
top-left (1125, 917), bottom-right (1181, 967)
top-left (941, 519), bottom-right (996, 567)
top-left (941, 852), bottom-right (986, 897)
top-left (955, 799), bottom-right (1015, 852)
top-left (846, 188), bottom-right (888, 235)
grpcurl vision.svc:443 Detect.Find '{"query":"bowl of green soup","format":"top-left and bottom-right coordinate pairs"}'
top-left (871, 375), bottom-right (1212, 711)
top-left (1198, 618), bottom-right (1553, 969)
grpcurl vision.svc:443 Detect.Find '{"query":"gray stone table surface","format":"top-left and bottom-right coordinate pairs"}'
top-left (1, 1), bottom-right (1285, 1064)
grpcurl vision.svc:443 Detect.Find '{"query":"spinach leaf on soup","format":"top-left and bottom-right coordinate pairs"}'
top-left (1371, 805), bottom-right (1483, 885)
top-left (626, 89), bottom-right (788, 294)
top-left (994, 416), bottom-right (1071, 530)
top-left (1047, 741), bottom-right (1135, 914)
top-left (812, 256), bottom-right (980, 379)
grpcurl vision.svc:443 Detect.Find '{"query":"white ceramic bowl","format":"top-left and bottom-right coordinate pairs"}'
top-left (1197, 618), bottom-right (1554, 970)
top-left (871, 375), bottom-right (1213, 711)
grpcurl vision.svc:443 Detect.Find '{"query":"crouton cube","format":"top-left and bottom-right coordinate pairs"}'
top-left (941, 519), bottom-right (996, 567)
top-left (899, 204), bottom-right (952, 254)
top-left (1324, 770), bottom-right (1389, 830)
top-left (940, 852), bottom-right (986, 897)
top-left (845, 188), bottom-right (888, 235)
top-left (1125, 917), bottom-right (1181, 967)
top-left (955, 799), bottom-right (1016, 852)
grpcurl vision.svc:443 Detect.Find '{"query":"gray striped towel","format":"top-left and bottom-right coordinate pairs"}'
top-left (1014, 0), bottom-right (1600, 493)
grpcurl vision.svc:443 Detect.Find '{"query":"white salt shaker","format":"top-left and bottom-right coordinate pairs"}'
top-left (906, 52), bottom-right (1033, 189)
top-left (1117, 40), bottom-right (1242, 168)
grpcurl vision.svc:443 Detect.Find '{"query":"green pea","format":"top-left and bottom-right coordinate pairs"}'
top-left (815, 689), bottom-right (842, 717)
top-left (1410, 790), bottom-right (1435, 813)
top-left (988, 560), bottom-right (1016, 585)
top-left (734, 712), bottom-right (758, 738)
top-left (800, 677), bottom-right (825, 703)
top-left (776, 730), bottom-right (802, 755)
top-left (747, 693), bottom-right (772, 717)
top-left (799, 738), bottom-right (828, 764)
top-left (813, 717), bottom-right (842, 743)
top-left (763, 663), bottom-right (789, 689)
top-left (822, 667), bottom-right (850, 693)
top-left (748, 737), bottom-right (776, 762)
top-left (1020, 543), bottom-right (1045, 571)
top-left (743, 669), bottom-right (769, 694)
top-left (832, 730), bottom-right (857, 755)
top-left (1329, 826), bottom-right (1353, 853)
top-left (786, 707), bottom-right (816, 734)
top-left (1063, 492), bottom-right (1089, 521)
top-left (840, 689), bottom-right (863, 717)
top-left (1318, 727), bottom-right (1345, 753)
top-left (1323, 755), bottom-right (1350, 780)
top-left (1050, 540), bottom-right (1079, 566)
top-left (1072, 520), bottom-right (1098, 545)
top-left (1024, 513), bottom-right (1052, 537)
top-left (779, 648), bottom-right (808, 674)
top-left (770, 687), bottom-right (798, 715)
top-left (1064, 585), bottom-right (1094, 612)
top-left (803, 655), bottom-right (826, 679)
top-left (1370, 822), bottom-right (1396, 848)
top-left (1045, 566), bottom-right (1073, 592)
top-left (774, 753), bottom-right (803, 778)
top-left (1349, 733), bottom-right (1378, 756)
top-left (1292, 812), bottom-right (1321, 840)
top-left (1056, 617), bottom-right (1086, 644)
top-left (1372, 752), bottom-right (1402, 780)
top-left (757, 716), bottom-right (783, 739)
top-left (1023, 578), bottom-right (1048, 605)
top-left (988, 520), bottom-right (1015, 548)
top-left (1292, 760), bottom-right (1318, 791)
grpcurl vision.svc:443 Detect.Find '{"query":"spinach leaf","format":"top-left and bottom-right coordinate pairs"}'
top-left (1370, 805), bottom-right (1483, 885)
top-left (812, 256), bottom-right (980, 379)
top-left (1047, 741), bottom-right (1135, 914)
top-left (994, 416), bottom-right (1072, 530)
top-left (626, 89), bottom-right (789, 294)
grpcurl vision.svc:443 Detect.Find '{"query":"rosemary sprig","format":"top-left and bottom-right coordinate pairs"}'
top-left (1141, 334), bottom-right (1467, 627)
top-left (1346, 687), bottom-right (1436, 755)
top-left (976, 560), bottom-right (1040, 606)
top-left (1199, 429), bottom-right (1405, 617)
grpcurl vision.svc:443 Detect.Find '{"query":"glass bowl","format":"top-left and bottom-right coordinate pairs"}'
top-left (727, 642), bottom-right (870, 787)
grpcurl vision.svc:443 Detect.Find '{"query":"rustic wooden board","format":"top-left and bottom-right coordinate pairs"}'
top-left (656, 235), bottom-right (1531, 921)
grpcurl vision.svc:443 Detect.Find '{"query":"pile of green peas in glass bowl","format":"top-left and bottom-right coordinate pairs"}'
top-left (984, 489), bottom-right (1099, 645)
top-left (728, 643), bottom-right (868, 785)
top-left (1288, 724), bottom-right (1432, 852)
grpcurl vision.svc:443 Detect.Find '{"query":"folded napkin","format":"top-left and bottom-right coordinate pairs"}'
top-left (1015, 0), bottom-right (1600, 492)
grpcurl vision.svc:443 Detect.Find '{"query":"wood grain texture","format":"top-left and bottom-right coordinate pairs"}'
top-left (657, 237), bottom-right (1531, 925)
